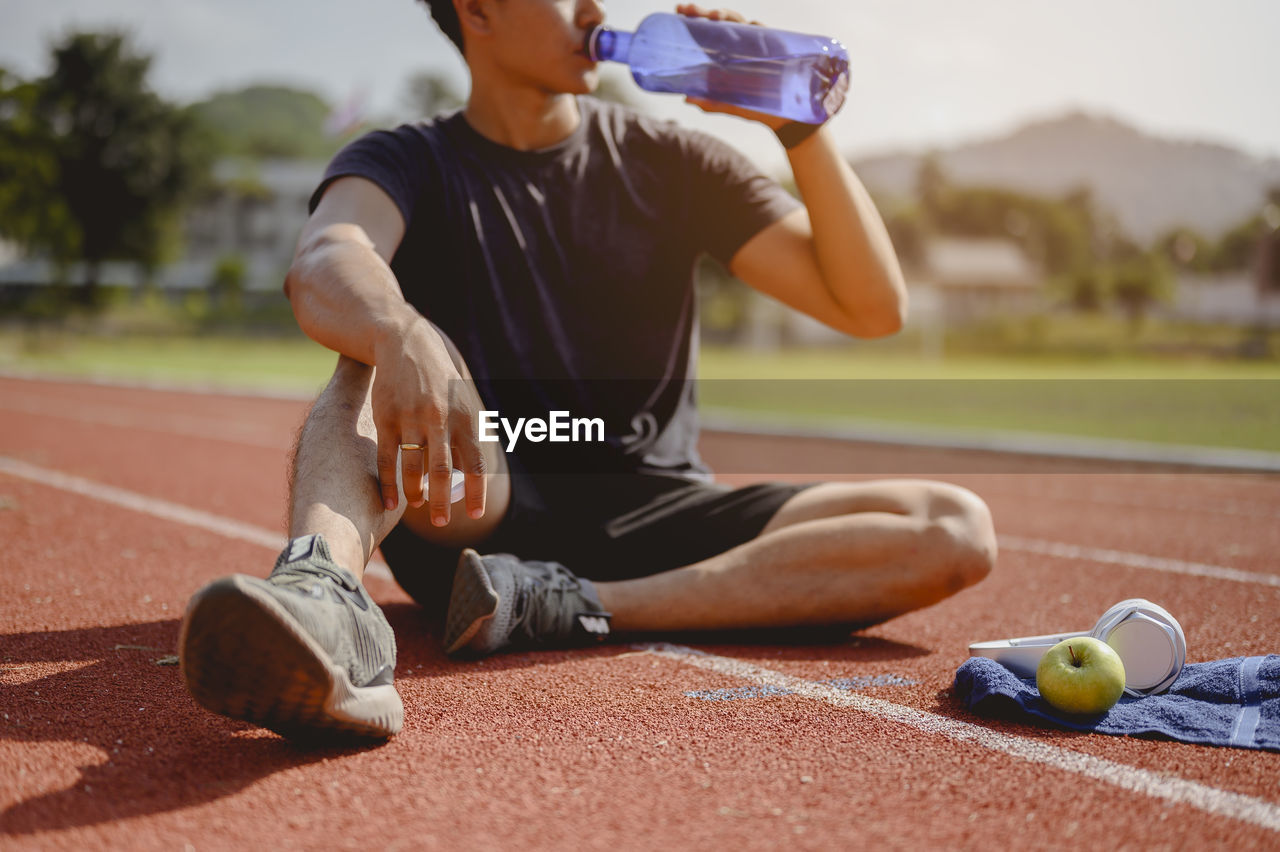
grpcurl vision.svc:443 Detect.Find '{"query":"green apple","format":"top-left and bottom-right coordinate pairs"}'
top-left (1035, 636), bottom-right (1126, 715)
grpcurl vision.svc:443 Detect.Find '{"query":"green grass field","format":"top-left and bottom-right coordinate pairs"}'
top-left (698, 348), bottom-right (1280, 452)
top-left (0, 330), bottom-right (337, 395)
top-left (3, 329), bottom-right (1277, 453)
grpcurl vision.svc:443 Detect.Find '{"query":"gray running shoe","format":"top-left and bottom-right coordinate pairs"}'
top-left (444, 549), bottom-right (612, 658)
top-left (179, 535), bottom-right (403, 741)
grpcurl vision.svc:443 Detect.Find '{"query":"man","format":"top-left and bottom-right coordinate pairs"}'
top-left (178, 0), bottom-right (996, 742)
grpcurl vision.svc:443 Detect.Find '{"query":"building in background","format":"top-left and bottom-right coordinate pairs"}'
top-left (912, 238), bottom-right (1044, 321)
top-left (1165, 272), bottom-right (1280, 327)
top-left (741, 236), bottom-right (1045, 350)
top-left (171, 160), bottom-right (322, 292)
top-left (0, 159), bottom-right (322, 296)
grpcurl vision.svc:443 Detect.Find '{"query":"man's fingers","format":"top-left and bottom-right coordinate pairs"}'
top-left (422, 411), bottom-right (453, 524)
top-left (452, 431), bottom-right (488, 521)
top-left (425, 434), bottom-right (453, 526)
top-left (375, 438), bottom-right (401, 512)
top-left (400, 440), bottom-right (427, 508)
top-left (684, 94), bottom-right (787, 129)
top-left (676, 5), bottom-right (748, 23)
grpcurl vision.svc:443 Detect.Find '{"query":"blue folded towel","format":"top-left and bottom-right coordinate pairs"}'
top-left (954, 654), bottom-right (1279, 752)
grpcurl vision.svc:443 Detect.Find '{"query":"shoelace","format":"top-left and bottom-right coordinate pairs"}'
top-left (270, 561), bottom-right (359, 597)
top-left (267, 557), bottom-right (391, 685)
top-left (510, 566), bottom-right (582, 643)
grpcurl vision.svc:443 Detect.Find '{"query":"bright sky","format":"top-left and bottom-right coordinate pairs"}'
top-left (5, 0), bottom-right (1279, 173)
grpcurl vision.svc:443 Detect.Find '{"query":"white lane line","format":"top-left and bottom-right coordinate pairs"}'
top-left (703, 414), bottom-right (1280, 473)
top-left (0, 455), bottom-right (283, 548)
top-left (637, 643), bottom-right (1280, 834)
top-left (4, 449), bottom-right (1277, 831)
top-left (2, 452), bottom-right (1275, 595)
top-left (10, 378), bottom-right (1280, 583)
top-left (0, 394), bottom-right (290, 450)
top-left (0, 369), bottom-right (317, 401)
top-left (0, 456), bottom-right (393, 581)
top-left (999, 535), bottom-right (1280, 588)
top-left (10, 374), bottom-right (1280, 520)
top-left (989, 484), bottom-right (1280, 521)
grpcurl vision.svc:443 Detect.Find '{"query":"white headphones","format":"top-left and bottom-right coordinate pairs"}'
top-left (969, 598), bottom-right (1187, 696)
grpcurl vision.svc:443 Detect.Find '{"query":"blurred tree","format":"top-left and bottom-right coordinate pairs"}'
top-left (914, 158), bottom-right (1097, 279)
top-left (1255, 189), bottom-right (1280, 294)
top-left (187, 85), bottom-right (337, 160)
top-left (1259, 226), bottom-right (1280, 294)
top-left (909, 157), bottom-right (1182, 321)
top-left (1061, 266), bottom-right (1106, 312)
top-left (1154, 226), bottom-right (1212, 273)
top-left (928, 184), bottom-right (1008, 236)
top-left (694, 254), bottom-right (751, 343)
top-left (881, 205), bottom-right (929, 270)
top-left (1209, 189), bottom-right (1280, 276)
top-left (1109, 251), bottom-right (1172, 330)
top-left (208, 253), bottom-right (246, 314)
top-left (403, 71), bottom-right (464, 119)
top-left (1212, 218), bottom-right (1261, 271)
top-left (916, 154), bottom-right (947, 220)
top-left (0, 67), bottom-right (79, 273)
top-left (1039, 188), bottom-right (1096, 276)
top-left (1, 33), bottom-right (212, 304)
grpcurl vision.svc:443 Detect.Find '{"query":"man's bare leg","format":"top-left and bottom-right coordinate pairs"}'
top-left (594, 480), bottom-right (996, 632)
top-left (287, 355), bottom-right (406, 580)
top-left (180, 343), bottom-right (509, 739)
top-left (289, 354), bottom-right (510, 582)
top-left (178, 354), bottom-right (423, 740)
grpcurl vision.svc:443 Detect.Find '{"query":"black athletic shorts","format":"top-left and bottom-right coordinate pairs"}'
top-left (379, 471), bottom-right (814, 619)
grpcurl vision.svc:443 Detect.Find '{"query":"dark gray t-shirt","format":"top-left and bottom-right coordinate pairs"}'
top-left (311, 96), bottom-right (799, 476)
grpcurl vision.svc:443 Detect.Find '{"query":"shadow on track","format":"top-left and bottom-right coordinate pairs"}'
top-left (0, 607), bottom-right (932, 835)
top-left (928, 686), bottom-right (1109, 747)
top-left (382, 602), bottom-right (933, 681)
top-left (0, 619), bottom-right (380, 836)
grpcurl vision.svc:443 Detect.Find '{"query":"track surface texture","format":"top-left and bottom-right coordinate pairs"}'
top-left (2, 375), bottom-right (1278, 850)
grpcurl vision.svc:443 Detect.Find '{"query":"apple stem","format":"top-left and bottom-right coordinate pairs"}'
top-left (1068, 644), bottom-right (1080, 667)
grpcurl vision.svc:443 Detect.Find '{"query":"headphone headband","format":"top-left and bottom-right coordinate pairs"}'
top-left (969, 598), bottom-right (1186, 696)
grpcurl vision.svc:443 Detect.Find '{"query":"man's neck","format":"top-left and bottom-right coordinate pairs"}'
top-left (463, 87), bottom-right (581, 152)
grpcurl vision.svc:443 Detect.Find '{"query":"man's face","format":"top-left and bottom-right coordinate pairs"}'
top-left (481, 0), bottom-right (605, 95)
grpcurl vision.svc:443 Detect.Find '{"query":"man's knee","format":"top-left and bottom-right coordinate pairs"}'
top-left (924, 483), bottom-right (996, 591)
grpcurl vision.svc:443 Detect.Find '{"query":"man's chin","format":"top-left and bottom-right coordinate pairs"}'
top-left (575, 69), bottom-right (600, 95)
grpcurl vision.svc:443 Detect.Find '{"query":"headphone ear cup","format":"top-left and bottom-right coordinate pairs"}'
top-left (1090, 599), bottom-right (1186, 695)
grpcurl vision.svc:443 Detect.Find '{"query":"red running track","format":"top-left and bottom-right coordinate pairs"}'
top-left (1, 375), bottom-right (1278, 850)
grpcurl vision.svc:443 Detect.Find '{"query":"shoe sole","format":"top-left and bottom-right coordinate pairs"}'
top-left (443, 549), bottom-right (501, 656)
top-left (179, 576), bottom-right (404, 741)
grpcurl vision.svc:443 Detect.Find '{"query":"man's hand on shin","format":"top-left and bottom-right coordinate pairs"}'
top-left (369, 319), bottom-right (486, 526)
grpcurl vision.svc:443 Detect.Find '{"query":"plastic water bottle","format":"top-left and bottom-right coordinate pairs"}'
top-left (585, 13), bottom-right (849, 124)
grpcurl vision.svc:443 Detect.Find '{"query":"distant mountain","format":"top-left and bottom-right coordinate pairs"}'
top-left (853, 111), bottom-right (1280, 243)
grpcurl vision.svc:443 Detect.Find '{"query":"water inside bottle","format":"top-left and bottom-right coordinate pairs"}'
top-left (589, 14), bottom-right (851, 124)
top-left (635, 54), bottom-right (847, 124)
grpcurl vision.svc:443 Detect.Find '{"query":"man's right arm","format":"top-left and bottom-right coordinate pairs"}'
top-left (284, 175), bottom-right (410, 366)
top-left (284, 176), bottom-right (487, 525)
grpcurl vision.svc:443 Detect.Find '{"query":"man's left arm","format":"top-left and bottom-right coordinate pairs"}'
top-left (678, 6), bottom-right (907, 340)
top-left (729, 127), bottom-right (908, 339)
